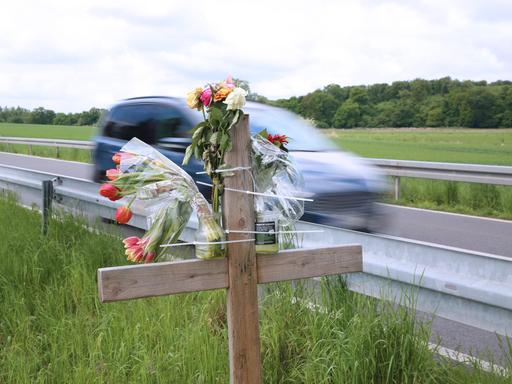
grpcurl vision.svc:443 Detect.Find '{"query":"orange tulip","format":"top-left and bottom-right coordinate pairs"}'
top-left (106, 168), bottom-right (120, 181)
top-left (115, 206), bottom-right (132, 224)
top-left (112, 152), bottom-right (133, 165)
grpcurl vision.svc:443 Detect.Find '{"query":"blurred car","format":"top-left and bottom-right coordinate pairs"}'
top-left (93, 96), bottom-right (388, 230)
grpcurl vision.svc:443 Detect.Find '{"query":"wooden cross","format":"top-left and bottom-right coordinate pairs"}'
top-left (97, 115), bottom-right (363, 383)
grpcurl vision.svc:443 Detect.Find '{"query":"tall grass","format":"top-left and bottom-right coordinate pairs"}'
top-left (0, 143), bottom-right (92, 163)
top-left (0, 190), bottom-right (510, 382)
top-left (389, 179), bottom-right (512, 219)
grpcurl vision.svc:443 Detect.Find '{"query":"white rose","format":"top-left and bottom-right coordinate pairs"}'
top-left (224, 87), bottom-right (248, 110)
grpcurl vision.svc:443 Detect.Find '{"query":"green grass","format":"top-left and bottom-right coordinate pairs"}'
top-left (325, 128), bottom-right (512, 166)
top-left (390, 180), bottom-right (512, 219)
top-left (0, 123), bottom-right (94, 162)
top-left (0, 143), bottom-right (92, 163)
top-left (0, 122), bottom-right (95, 140)
top-left (0, 196), bottom-right (510, 383)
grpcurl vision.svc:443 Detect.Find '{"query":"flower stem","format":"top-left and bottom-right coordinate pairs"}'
top-left (212, 176), bottom-right (220, 214)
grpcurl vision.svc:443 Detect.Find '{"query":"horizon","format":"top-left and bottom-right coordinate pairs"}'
top-left (1, 75), bottom-right (510, 113)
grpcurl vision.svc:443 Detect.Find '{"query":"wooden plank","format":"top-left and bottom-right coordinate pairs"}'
top-left (97, 244), bottom-right (362, 303)
top-left (222, 115), bottom-right (262, 384)
top-left (97, 258), bottom-right (228, 303)
top-left (257, 245), bottom-right (362, 284)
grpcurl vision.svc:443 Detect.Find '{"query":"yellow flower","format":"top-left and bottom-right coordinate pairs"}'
top-left (186, 87), bottom-right (203, 110)
top-left (214, 87), bottom-right (232, 102)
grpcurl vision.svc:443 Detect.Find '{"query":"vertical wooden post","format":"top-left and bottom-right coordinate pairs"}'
top-left (222, 115), bottom-right (262, 384)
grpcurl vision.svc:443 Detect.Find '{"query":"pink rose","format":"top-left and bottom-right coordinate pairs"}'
top-left (200, 88), bottom-right (212, 107)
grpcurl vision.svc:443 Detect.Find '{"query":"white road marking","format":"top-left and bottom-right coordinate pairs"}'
top-left (428, 343), bottom-right (508, 376)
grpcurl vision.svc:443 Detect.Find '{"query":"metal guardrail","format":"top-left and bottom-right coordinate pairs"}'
top-left (2, 137), bottom-right (511, 197)
top-left (366, 158), bottom-right (512, 199)
top-left (1, 163), bottom-right (511, 336)
top-left (0, 137), bottom-right (94, 157)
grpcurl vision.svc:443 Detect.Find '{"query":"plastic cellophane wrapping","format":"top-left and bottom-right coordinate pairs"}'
top-left (250, 135), bottom-right (305, 227)
top-left (113, 138), bottom-right (224, 262)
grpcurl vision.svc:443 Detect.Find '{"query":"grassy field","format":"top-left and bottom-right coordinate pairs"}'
top-left (0, 122), bottom-right (95, 162)
top-left (0, 122), bottom-right (95, 140)
top-left (325, 128), bottom-right (512, 166)
top-left (0, 195), bottom-right (509, 383)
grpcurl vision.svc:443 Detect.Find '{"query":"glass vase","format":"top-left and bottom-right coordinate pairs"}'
top-left (255, 197), bottom-right (279, 253)
top-left (195, 212), bottom-right (226, 259)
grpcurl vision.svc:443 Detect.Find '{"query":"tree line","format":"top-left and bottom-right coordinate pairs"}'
top-left (2, 77), bottom-right (512, 128)
top-left (271, 77), bottom-right (512, 128)
top-left (0, 106), bottom-right (106, 126)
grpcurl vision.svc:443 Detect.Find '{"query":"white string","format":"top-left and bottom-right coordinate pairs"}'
top-left (196, 181), bottom-right (314, 202)
top-left (160, 238), bottom-right (254, 248)
top-left (225, 229), bottom-right (324, 234)
top-left (195, 166), bottom-right (251, 175)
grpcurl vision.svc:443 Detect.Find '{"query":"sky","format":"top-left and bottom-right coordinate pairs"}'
top-left (1, 0), bottom-right (511, 112)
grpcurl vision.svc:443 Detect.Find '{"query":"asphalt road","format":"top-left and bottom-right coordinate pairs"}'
top-left (377, 204), bottom-right (512, 258)
top-left (1, 151), bottom-right (511, 366)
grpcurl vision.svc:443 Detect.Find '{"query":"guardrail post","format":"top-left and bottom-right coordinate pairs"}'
top-left (394, 176), bottom-right (400, 200)
top-left (55, 146), bottom-right (60, 159)
top-left (28, 144), bottom-right (33, 155)
top-left (42, 180), bottom-right (54, 235)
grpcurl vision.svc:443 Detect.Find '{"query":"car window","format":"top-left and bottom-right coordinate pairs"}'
top-left (104, 104), bottom-right (188, 143)
top-left (245, 105), bottom-right (336, 151)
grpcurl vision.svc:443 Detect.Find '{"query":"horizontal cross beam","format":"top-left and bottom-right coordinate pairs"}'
top-left (98, 244), bottom-right (362, 303)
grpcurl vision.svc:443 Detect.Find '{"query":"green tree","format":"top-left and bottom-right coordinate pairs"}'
top-left (29, 107), bottom-right (56, 124)
top-left (456, 88), bottom-right (498, 127)
top-left (349, 87), bottom-right (369, 105)
top-left (333, 99), bottom-right (361, 128)
top-left (301, 90), bottom-right (338, 127)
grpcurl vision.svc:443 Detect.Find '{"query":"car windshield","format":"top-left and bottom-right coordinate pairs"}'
top-left (245, 104), bottom-right (336, 151)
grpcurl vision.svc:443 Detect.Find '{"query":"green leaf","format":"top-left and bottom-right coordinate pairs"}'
top-left (182, 145), bottom-right (193, 165)
top-left (208, 107), bottom-right (223, 127)
top-left (228, 110), bottom-right (240, 130)
top-left (194, 146), bottom-right (202, 160)
top-left (192, 125), bottom-right (205, 141)
top-left (220, 132), bottom-right (230, 151)
top-left (210, 132), bottom-right (219, 145)
top-left (189, 121), bottom-right (206, 135)
top-left (257, 128), bottom-right (268, 139)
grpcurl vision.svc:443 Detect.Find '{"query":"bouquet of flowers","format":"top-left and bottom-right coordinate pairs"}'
top-left (99, 138), bottom-right (224, 262)
top-left (184, 75), bottom-right (248, 213)
top-left (183, 75), bottom-right (248, 258)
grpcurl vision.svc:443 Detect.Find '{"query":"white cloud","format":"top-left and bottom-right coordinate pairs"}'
top-left (0, 0), bottom-right (511, 111)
